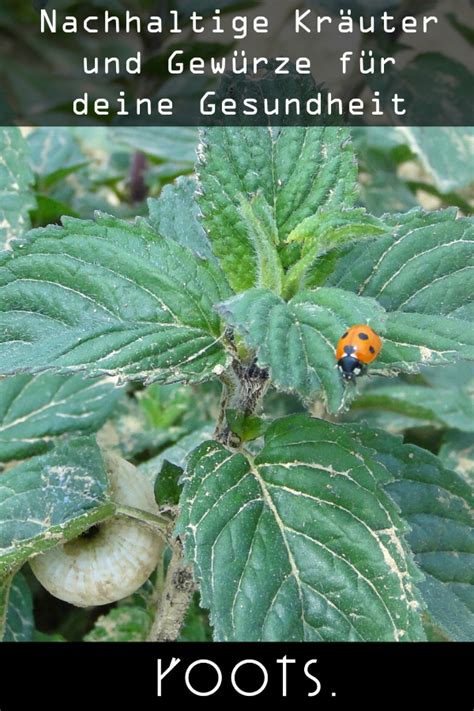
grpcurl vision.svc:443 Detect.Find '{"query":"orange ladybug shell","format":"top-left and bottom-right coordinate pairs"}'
top-left (336, 325), bottom-right (382, 365)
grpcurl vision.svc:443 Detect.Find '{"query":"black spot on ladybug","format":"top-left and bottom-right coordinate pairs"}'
top-left (341, 331), bottom-right (348, 339)
top-left (358, 332), bottom-right (369, 340)
top-left (344, 345), bottom-right (355, 355)
top-left (369, 345), bottom-right (376, 354)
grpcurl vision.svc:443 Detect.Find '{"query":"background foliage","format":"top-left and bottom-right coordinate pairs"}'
top-left (0, 120), bottom-right (472, 642)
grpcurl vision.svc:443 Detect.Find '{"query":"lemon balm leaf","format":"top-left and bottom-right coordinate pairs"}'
top-left (0, 127), bottom-right (35, 250)
top-left (0, 437), bottom-right (114, 575)
top-left (1, 572), bottom-right (34, 642)
top-left (197, 126), bottom-right (357, 292)
top-left (177, 415), bottom-right (425, 641)
top-left (351, 426), bottom-right (474, 642)
top-left (0, 214), bottom-right (231, 383)
top-left (0, 373), bottom-right (124, 463)
top-left (327, 208), bottom-right (474, 319)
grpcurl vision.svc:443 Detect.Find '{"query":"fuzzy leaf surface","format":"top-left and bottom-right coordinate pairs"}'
top-left (439, 432), bottom-right (474, 487)
top-left (0, 437), bottom-right (114, 574)
top-left (1, 571), bottom-right (33, 642)
top-left (147, 177), bottom-right (215, 261)
top-left (178, 415), bottom-right (425, 641)
top-left (0, 373), bottom-right (124, 462)
top-left (327, 209), bottom-right (474, 319)
top-left (0, 214), bottom-right (230, 383)
top-left (197, 126), bottom-right (357, 291)
top-left (353, 427), bottom-right (474, 642)
top-left (0, 127), bottom-right (35, 249)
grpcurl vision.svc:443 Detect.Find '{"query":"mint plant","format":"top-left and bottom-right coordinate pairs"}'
top-left (0, 125), bottom-right (472, 643)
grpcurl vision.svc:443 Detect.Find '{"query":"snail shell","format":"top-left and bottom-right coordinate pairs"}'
top-left (30, 451), bottom-right (164, 607)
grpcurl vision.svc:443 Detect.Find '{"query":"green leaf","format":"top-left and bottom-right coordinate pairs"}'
top-left (353, 127), bottom-right (419, 216)
top-left (396, 127), bottom-right (474, 193)
top-left (352, 384), bottom-right (473, 431)
top-left (424, 360), bottom-right (474, 389)
top-left (111, 127), bottom-right (198, 164)
top-left (287, 208), bottom-right (388, 250)
top-left (0, 437), bottom-right (114, 575)
top-left (179, 592), bottom-right (212, 641)
top-left (355, 125), bottom-right (474, 195)
top-left (31, 194), bottom-right (80, 226)
top-left (27, 128), bottom-right (88, 187)
top-left (318, 210), bottom-right (474, 375)
top-left (359, 155), bottom-right (418, 217)
top-left (85, 605), bottom-right (151, 642)
top-left (138, 383), bottom-right (191, 431)
top-left (0, 214), bottom-right (230, 384)
top-left (353, 127), bottom-right (406, 154)
top-left (98, 388), bottom-right (189, 462)
top-left (154, 460), bottom-right (183, 507)
top-left (423, 613), bottom-right (452, 642)
top-left (238, 193), bottom-right (283, 293)
top-left (84, 577), bottom-right (156, 642)
top-left (0, 127), bottom-right (35, 249)
top-left (0, 373), bottom-right (124, 463)
top-left (439, 431), bottom-right (474, 487)
top-left (139, 425), bottom-right (214, 482)
top-left (33, 631), bottom-right (66, 642)
top-left (217, 286), bottom-right (386, 413)
top-left (197, 126), bottom-right (357, 292)
top-left (226, 410), bottom-right (267, 442)
top-left (379, 311), bottom-right (474, 371)
top-left (352, 427), bottom-right (474, 642)
top-left (283, 208), bottom-right (389, 297)
top-left (147, 177), bottom-right (215, 261)
top-left (351, 363), bottom-right (474, 432)
top-left (2, 571), bottom-right (33, 642)
top-left (327, 208), bottom-right (474, 318)
top-left (178, 415), bottom-right (425, 641)
top-left (0, 572), bottom-right (11, 639)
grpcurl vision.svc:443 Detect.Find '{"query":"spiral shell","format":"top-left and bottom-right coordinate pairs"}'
top-left (30, 452), bottom-right (164, 607)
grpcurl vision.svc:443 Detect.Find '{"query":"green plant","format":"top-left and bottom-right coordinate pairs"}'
top-left (0, 124), bottom-right (472, 643)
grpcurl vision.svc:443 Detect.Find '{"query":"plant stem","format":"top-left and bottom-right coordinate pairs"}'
top-left (115, 505), bottom-right (174, 543)
top-left (129, 151), bottom-right (148, 204)
top-left (148, 538), bottom-right (195, 642)
top-left (213, 381), bottom-right (232, 441)
top-left (214, 358), bottom-right (270, 447)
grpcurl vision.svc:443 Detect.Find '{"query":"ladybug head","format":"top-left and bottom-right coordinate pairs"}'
top-left (337, 355), bottom-right (366, 381)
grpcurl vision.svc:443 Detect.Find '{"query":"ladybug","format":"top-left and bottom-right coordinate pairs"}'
top-left (336, 325), bottom-right (382, 380)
